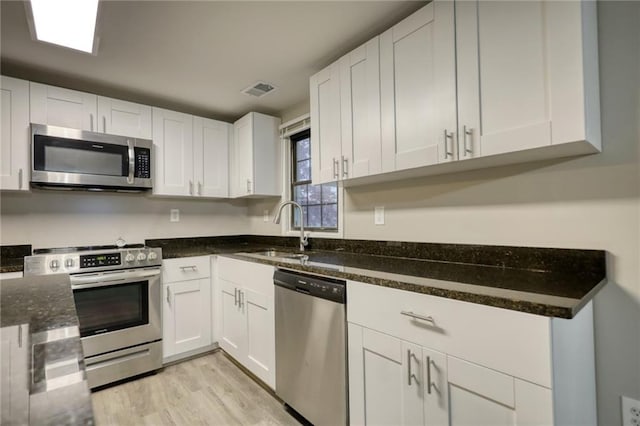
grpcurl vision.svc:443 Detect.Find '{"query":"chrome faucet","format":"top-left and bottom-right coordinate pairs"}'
top-left (273, 201), bottom-right (309, 251)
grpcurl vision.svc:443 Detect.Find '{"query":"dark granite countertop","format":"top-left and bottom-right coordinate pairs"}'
top-left (147, 235), bottom-right (607, 319)
top-left (1, 275), bottom-right (94, 425)
top-left (1, 244), bottom-right (31, 273)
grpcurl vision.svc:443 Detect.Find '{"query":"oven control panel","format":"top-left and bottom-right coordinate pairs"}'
top-left (80, 253), bottom-right (121, 269)
top-left (23, 247), bottom-right (163, 276)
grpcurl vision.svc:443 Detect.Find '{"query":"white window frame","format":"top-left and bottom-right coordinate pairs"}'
top-left (279, 113), bottom-right (344, 239)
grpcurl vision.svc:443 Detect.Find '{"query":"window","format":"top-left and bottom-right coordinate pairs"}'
top-left (291, 130), bottom-right (338, 231)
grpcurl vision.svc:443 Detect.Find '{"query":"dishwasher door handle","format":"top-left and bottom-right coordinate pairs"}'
top-left (295, 287), bottom-right (311, 295)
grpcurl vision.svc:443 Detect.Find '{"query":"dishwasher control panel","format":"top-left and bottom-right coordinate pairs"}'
top-left (274, 269), bottom-right (346, 304)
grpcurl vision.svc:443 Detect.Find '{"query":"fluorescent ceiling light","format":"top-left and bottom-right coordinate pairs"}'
top-left (30, 0), bottom-right (99, 54)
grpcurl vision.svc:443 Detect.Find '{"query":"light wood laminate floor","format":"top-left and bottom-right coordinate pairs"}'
top-left (92, 351), bottom-right (301, 425)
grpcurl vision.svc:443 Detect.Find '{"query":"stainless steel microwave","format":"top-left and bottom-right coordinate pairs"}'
top-left (31, 124), bottom-right (152, 192)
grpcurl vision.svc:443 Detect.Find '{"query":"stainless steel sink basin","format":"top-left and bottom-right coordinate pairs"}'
top-left (253, 250), bottom-right (309, 260)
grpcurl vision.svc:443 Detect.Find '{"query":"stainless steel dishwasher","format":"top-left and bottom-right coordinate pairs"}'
top-left (274, 269), bottom-right (347, 425)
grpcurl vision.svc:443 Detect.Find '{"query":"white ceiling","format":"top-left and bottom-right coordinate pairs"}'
top-left (1, 1), bottom-right (426, 122)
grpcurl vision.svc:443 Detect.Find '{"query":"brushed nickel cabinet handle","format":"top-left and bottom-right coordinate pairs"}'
top-left (189, 180), bottom-right (194, 195)
top-left (246, 179), bottom-right (252, 193)
top-left (90, 114), bottom-right (94, 132)
top-left (342, 155), bottom-right (348, 178)
top-left (103, 116), bottom-right (107, 133)
top-left (166, 287), bottom-right (171, 306)
top-left (333, 158), bottom-right (339, 179)
top-left (234, 288), bottom-right (238, 306)
top-left (407, 349), bottom-right (419, 386)
top-left (198, 181), bottom-right (202, 195)
top-left (444, 130), bottom-right (454, 158)
top-left (18, 325), bottom-right (22, 348)
top-left (401, 310), bottom-right (435, 324)
top-left (179, 265), bottom-right (197, 271)
top-left (463, 125), bottom-right (473, 156)
top-left (18, 168), bottom-right (23, 189)
top-left (426, 355), bottom-right (432, 394)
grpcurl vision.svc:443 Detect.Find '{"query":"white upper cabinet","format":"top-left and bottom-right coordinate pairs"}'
top-left (30, 82), bottom-right (97, 131)
top-left (1, 76), bottom-right (30, 191)
top-left (231, 112), bottom-right (280, 198)
top-left (152, 107), bottom-right (194, 196)
top-left (380, 1), bottom-right (457, 172)
top-left (97, 97), bottom-right (152, 139)
top-left (455, 0), bottom-right (600, 159)
top-left (310, 62), bottom-right (342, 184)
top-left (193, 117), bottom-right (230, 198)
top-left (340, 37), bottom-right (382, 180)
top-left (153, 108), bottom-right (230, 198)
top-left (312, 0), bottom-right (600, 186)
top-left (311, 36), bottom-right (382, 185)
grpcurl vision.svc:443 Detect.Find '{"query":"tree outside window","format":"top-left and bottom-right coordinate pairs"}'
top-left (290, 130), bottom-right (338, 231)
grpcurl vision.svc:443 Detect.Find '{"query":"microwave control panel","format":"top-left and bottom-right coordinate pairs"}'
top-left (134, 147), bottom-right (151, 179)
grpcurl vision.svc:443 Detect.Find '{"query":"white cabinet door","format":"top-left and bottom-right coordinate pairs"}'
top-left (380, 1), bottom-right (456, 171)
top-left (152, 107), bottom-right (194, 196)
top-left (193, 117), bottom-right (229, 198)
top-left (243, 287), bottom-right (275, 388)
top-left (232, 113), bottom-right (254, 196)
top-left (456, 1), bottom-right (595, 158)
top-left (231, 112), bottom-right (280, 197)
top-left (30, 82), bottom-right (97, 131)
top-left (0, 325), bottom-right (29, 426)
top-left (163, 278), bottom-right (212, 359)
top-left (1, 76), bottom-right (29, 191)
top-left (218, 278), bottom-right (244, 361)
top-left (340, 37), bottom-right (382, 180)
top-left (350, 325), bottom-right (424, 426)
top-left (97, 97), bottom-right (152, 139)
top-left (447, 356), bottom-right (553, 426)
top-left (310, 62), bottom-right (341, 184)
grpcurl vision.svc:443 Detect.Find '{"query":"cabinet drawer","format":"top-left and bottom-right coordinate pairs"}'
top-left (217, 256), bottom-right (274, 293)
top-left (347, 281), bottom-right (552, 387)
top-left (162, 256), bottom-right (210, 283)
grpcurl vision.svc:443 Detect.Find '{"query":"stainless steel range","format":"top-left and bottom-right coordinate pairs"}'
top-left (24, 244), bottom-right (163, 388)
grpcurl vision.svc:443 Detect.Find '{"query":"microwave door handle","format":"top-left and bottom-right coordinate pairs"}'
top-left (127, 139), bottom-right (135, 184)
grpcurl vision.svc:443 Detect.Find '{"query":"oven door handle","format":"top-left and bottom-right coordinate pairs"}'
top-left (71, 269), bottom-right (161, 289)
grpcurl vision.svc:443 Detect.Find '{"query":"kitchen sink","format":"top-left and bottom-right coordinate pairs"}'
top-left (252, 250), bottom-right (309, 260)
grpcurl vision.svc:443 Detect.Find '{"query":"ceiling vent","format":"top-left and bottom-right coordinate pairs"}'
top-left (242, 81), bottom-right (277, 98)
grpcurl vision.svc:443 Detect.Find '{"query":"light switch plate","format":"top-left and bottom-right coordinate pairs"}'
top-left (374, 206), bottom-right (385, 225)
top-left (170, 209), bottom-right (180, 222)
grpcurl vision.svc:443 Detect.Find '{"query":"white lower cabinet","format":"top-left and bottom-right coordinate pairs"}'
top-left (162, 256), bottom-right (212, 362)
top-left (216, 256), bottom-right (275, 389)
top-left (347, 281), bottom-right (596, 426)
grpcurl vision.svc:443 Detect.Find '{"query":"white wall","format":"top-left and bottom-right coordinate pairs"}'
top-left (0, 191), bottom-right (249, 248)
top-left (250, 2), bottom-right (640, 425)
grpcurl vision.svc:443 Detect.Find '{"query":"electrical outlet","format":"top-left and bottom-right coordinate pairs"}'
top-left (263, 210), bottom-right (270, 222)
top-left (622, 396), bottom-right (640, 426)
top-left (170, 209), bottom-right (180, 222)
top-left (374, 206), bottom-right (385, 225)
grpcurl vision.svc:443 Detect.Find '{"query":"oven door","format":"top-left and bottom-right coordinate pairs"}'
top-left (70, 268), bottom-right (161, 358)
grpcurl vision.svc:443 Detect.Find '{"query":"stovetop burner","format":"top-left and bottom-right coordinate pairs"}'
top-left (33, 244), bottom-right (146, 255)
